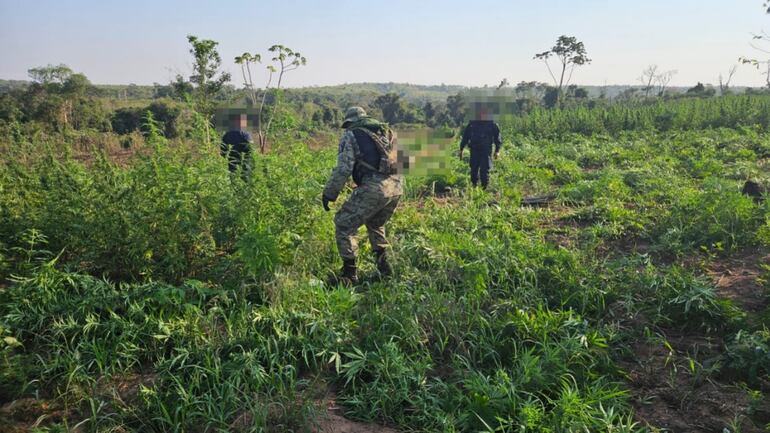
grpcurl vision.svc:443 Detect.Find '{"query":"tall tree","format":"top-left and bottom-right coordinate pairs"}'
top-left (638, 65), bottom-right (676, 97)
top-left (26, 65), bottom-right (94, 129)
top-left (235, 45), bottom-right (306, 153)
top-left (262, 45), bottom-right (306, 142)
top-left (185, 35), bottom-right (231, 113)
top-left (446, 93), bottom-right (466, 127)
top-left (181, 35), bottom-right (231, 145)
top-left (534, 35), bottom-right (591, 107)
top-left (423, 101), bottom-right (436, 125)
top-left (513, 81), bottom-right (549, 112)
top-left (740, 3), bottom-right (770, 87)
top-left (514, 81), bottom-right (549, 100)
top-left (28, 64), bottom-right (72, 87)
top-left (639, 65), bottom-right (659, 98)
top-left (655, 70), bottom-right (677, 97)
top-left (718, 65), bottom-right (738, 95)
top-left (374, 93), bottom-right (404, 124)
top-left (373, 93), bottom-right (420, 124)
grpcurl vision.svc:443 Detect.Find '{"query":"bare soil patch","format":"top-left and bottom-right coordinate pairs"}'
top-left (619, 330), bottom-right (769, 433)
top-left (707, 251), bottom-right (770, 313)
top-left (311, 391), bottom-right (399, 433)
top-left (96, 372), bottom-right (157, 405)
top-left (0, 398), bottom-right (65, 433)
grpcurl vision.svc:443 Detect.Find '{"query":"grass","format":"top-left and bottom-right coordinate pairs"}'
top-left (1, 95), bottom-right (769, 432)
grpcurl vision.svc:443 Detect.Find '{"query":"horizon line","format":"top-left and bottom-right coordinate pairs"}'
top-left (1, 78), bottom-right (765, 90)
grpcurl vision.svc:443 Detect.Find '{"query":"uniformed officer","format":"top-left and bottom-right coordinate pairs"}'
top-left (322, 107), bottom-right (403, 285)
top-left (459, 107), bottom-right (502, 189)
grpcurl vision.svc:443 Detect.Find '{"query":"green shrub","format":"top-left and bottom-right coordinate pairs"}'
top-left (654, 178), bottom-right (761, 255)
top-left (721, 328), bottom-right (770, 385)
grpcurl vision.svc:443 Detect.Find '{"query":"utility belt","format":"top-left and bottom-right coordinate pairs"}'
top-left (353, 163), bottom-right (389, 186)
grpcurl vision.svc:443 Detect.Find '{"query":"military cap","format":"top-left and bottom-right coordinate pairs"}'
top-left (342, 106), bottom-right (367, 128)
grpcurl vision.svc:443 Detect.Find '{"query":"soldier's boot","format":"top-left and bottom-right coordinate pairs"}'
top-left (327, 259), bottom-right (358, 286)
top-left (374, 249), bottom-right (392, 277)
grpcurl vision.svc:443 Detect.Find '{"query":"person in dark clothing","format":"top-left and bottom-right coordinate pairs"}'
top-left (459, 108), bottom-right (502, 189)
top-left (220, 113), bottom-right (253, 175)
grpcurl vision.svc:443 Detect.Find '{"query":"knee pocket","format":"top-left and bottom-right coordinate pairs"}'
top-left (336, 186), bottom-right (394, 229)
top-left (335, 207), bottom-right (365, 233)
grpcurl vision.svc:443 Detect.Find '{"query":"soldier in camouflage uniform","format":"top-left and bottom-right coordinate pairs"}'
top-left (322, 107), bottom-right (403, 285)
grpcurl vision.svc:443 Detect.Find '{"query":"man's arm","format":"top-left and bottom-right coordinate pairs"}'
top-left (493, 123), bottom-right (502, 154)
top-left (323, 130), bottom-right (356, 201)
top-left (220, 133), bottom-right (230, 157)
top-left (459, 124), bottom-right (470, 153)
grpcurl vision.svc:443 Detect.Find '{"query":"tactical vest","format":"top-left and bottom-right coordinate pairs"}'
top-left (351, 128), bottom-right (381, 185)
top-left (466, 121), bottom-right (496, 148)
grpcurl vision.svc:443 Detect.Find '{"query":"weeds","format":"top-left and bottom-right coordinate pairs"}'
top-left (1, 96), bottom-right (770, 431)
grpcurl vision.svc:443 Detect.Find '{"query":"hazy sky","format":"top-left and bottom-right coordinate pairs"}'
top-left (1, 0), bottom-right (769, 88)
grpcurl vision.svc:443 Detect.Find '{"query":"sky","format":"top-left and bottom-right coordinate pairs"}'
top-left (1, 0), bottom-right (769, 88)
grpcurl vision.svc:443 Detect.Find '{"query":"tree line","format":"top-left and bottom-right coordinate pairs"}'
top-left (3, 2), bottom-right (770, 143)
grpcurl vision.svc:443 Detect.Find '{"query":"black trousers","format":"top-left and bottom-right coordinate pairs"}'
top-left (469, 147), bottom-right (493, 187)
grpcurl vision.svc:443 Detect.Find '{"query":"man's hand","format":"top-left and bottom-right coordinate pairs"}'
top-left (322, 194), bottom-right (335, 212)
top-left (494, 150), bottom-right (500, 160)
top-left (459, 149), bottom-right (464, 160)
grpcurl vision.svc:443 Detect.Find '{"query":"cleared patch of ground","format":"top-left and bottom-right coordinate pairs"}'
top-left (0, 398), bottom-right (65, 433)
top-left (620, 330), bottom-right (769, 433)
top-left (313, 412), bottom-right (400, 433)
top-left (311, 391), bottom-right (399, 433)
top-left (620, 250), bottom-right (770, 432)
top-left (707, 251), bottom-right (770, 314)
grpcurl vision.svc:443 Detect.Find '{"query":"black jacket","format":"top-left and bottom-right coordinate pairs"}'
top-left (460, 120), bottom-right (502, 153)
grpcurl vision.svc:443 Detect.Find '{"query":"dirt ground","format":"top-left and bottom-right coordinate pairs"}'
top-left (312, 412), bottom-right (399, 433)
top-left (620, 331), bottom-right (769, 432)
top-left (620, 249), bottom-right (770, 432)
top-left (311, 392), bottom-right (399, 433)
top-left (707, 251), bottom-right (770, 314)
top-left (0, 398), bottom-right (65, 433)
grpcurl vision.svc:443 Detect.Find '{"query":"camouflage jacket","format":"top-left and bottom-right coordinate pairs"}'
top-left (323, 130), bottom-right (403, 201)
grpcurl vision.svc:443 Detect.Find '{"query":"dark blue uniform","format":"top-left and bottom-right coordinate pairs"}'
top-left (220, 130), bottom-right (252, 173)
top-left (460, 120), bottom-right (502, 188)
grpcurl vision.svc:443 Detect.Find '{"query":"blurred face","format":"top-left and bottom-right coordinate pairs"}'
top-left (232, 115), bottom-right (247, 130)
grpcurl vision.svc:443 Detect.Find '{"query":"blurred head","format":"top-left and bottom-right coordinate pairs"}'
top-left (231, 113), bottom-right (247, 130)
top-left (477, 106), bottom-right (491, 121)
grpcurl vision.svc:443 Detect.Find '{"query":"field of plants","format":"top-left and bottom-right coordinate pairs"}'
top-left (1, 95), bottom-right (770, 432)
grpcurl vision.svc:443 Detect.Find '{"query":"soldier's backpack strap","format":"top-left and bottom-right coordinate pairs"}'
top-left (354, 127), bottom-right (397, 175)
top-left (350, 128), bottom-right (379, 171)
top-left (357, 127), bottom-right (390, 150)
top-left (355, 158), bottom-right (378, 172)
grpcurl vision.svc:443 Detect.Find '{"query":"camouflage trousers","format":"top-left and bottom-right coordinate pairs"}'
top-left (334, 180), bottom-right (401, 260)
